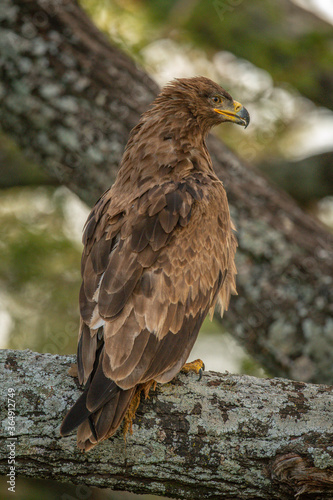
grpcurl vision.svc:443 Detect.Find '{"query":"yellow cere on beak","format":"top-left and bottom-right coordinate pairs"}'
top-left (214, 100), bottom-right (250, 128)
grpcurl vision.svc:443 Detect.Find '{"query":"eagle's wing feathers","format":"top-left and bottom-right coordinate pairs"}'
top-left (80, 174), bottom-right (235, 386)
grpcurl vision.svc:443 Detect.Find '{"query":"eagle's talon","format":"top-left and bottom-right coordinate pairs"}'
top-left (182, 359), bottom-right (205, 379)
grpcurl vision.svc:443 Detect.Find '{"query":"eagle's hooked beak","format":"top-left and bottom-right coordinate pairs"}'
top-left (214, 100), bottom-right (250, 129)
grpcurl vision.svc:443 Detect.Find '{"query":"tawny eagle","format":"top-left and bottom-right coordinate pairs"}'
top-left (60, 76), bottom-right (249, 450)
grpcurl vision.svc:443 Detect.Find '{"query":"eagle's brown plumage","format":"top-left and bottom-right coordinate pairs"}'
top-left (60, 76), bottom-right (250, 450)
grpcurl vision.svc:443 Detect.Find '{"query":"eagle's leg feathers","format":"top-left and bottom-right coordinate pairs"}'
top-left (181, 359), bottom-right (205, 380)
top-left (141, 379), bottom-right (158, 400)
top-left (123, 380), bottom-right (157, 437)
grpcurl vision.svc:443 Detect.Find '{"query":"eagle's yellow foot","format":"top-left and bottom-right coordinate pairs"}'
top-left (123, 380), bottom-right (157, 438)
top-left (182, 359), bottom-right (205, 381)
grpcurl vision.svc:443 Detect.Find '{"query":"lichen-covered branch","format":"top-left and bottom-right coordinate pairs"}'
top-left (1, 349), bottom-right (333, 499)
top-left (0, 0), bottom-right (332, 384)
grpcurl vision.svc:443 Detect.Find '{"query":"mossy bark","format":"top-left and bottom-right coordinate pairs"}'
top-left (1, 349), bottom-right (333, 499)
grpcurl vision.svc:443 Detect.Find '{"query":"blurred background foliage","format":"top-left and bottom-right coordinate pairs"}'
top-left (1, 0), bottom-right (332, 498)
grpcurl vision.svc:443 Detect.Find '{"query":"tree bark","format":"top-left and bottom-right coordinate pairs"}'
top-left (0, 0), bottom-right (332, 384)
top-left (1, 349), bottom-right (333, 499)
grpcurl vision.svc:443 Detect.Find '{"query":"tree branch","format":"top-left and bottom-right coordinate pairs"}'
top-left (1, 349), bottom-right (333, 499)
top-left (0, 0), bottom-right (332, 385)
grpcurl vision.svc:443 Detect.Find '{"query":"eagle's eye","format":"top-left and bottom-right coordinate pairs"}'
top-left (211, 95), bottom-right (222, 104)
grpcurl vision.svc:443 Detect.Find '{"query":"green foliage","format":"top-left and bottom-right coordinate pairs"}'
top-left (142, 0), bottom-right (333, 107)
top-left (80, 0), bottom-right (333, 111)
top-left (240, 357), bottom-right (268, 378)
top-left (0, 187), bottom-right (81, 354)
